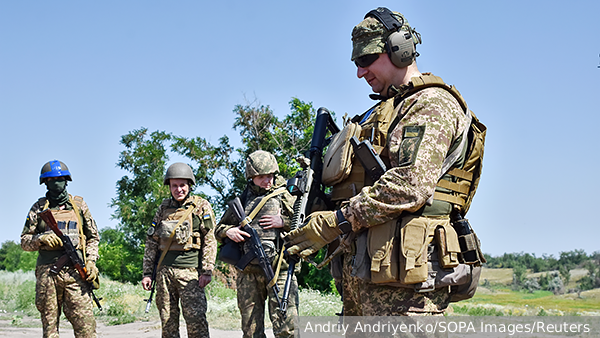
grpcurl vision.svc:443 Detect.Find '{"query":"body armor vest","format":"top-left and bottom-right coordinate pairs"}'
top-left (39, 196), bottom-right (85, 251)
top-left (39, 208), bottom-right (81, 250)
top-left (156, 196), bottom-right (203, 252)
top-left (242, 189), bottom-right (283, 263)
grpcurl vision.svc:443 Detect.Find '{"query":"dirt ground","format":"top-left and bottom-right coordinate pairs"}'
top-left (0, 318), bottom-right (275, 338)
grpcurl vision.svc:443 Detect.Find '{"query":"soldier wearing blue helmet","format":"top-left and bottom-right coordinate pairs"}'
top-left (21, 160), bottom-right (99, 337)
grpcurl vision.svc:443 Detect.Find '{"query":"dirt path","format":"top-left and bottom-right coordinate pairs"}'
top-left (0, 319), bottom-right (275, 338)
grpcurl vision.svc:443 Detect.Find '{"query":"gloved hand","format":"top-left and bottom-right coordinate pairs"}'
top-left (39, 234), bottom-right (63, 248)
top-left (86, 260), bottom-right (99, 282)
top-left (285, 211), bottom-right (342, 258)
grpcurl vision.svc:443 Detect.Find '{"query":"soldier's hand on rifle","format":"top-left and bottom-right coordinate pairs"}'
top-left (226, 226), bottom-right (251, 243)
top-left (39, 233), bottom-right (63, 248)
top-left (141, 276), bottom-right (152, 291)
top-left (285, 211), bottom-right (342, 258)
top-left (259, 208), bottom-right (284, 230)
top-left (85, 260), bottom-right (99, 281)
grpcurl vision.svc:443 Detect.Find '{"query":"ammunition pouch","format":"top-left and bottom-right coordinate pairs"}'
top-left (351, 215), bottom-right (473, 294)
top-left (435, 223), bottom-right (461, 268)
top-left (399, 216), bottom-right (439, 284)
top-left (367, 219), bottom-right (399, 284)
top-left (451, 217), bottom-right (486, 265)
top-left (158, 220), bottom-right (201, 251)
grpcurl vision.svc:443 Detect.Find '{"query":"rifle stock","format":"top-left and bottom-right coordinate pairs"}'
top-left (38, 209), bottom-right (102, 310)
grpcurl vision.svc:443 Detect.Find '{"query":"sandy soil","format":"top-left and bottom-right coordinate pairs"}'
top-left (0, 318), bottom-right (275, 338)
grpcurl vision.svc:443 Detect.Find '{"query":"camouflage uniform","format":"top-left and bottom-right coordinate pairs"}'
top-left (142, 195), bottom-right (217, 338)
top-left (215, 175), bottom-right (298, 338)
top-left (21, 195), bottom-right (99, 338)
top-left (330, 11), bottom-right (470, 317)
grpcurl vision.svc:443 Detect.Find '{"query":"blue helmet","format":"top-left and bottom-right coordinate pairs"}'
top-left (39, 160), bottom-right (72, 184)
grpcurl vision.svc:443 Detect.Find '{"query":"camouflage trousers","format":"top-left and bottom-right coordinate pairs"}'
top-left (156, 266), bottom-right (209, 338)
top-left (340, 254), bottom-right (450, 338)
top-left (236, 269), bottom-right (298, 338)
top-left (35, 264), bottom-right (96, 338)
top-left (342, 253), bottom-right (451, 316)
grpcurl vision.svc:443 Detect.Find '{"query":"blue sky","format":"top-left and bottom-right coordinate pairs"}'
top-left (1, 1), bottom-right (599, 258)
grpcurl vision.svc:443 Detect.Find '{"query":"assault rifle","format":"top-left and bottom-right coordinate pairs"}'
top-left (144, 254), bottom-right (158, 313)
top-left (38, 209), bottom-right (103, 310)
top-left (281, 107), bottom-right (340, 318)
top-left (228, 197), bottom-right (282, 308)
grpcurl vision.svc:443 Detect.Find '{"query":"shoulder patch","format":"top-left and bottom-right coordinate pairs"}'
top-left (147, 222), bottom-right (156, 236)
top-left (398, 125), bottom-right (426, 167)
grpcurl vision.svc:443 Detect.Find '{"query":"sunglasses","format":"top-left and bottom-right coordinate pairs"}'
top-left (354, 53), bottom-right (379, 68)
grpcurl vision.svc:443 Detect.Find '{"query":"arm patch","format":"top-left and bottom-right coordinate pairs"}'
top-left (398, 125), bottom-right (426, 167)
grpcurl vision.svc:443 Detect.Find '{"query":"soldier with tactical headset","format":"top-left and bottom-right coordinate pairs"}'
top-left (21, 160), bottom-right (99, 338)
top-left (286, 7), bottom-right (485, 317)
top-left (141, 162), bottom-right (217, 338)
top-left (215, 150), bottom-right (298, 338)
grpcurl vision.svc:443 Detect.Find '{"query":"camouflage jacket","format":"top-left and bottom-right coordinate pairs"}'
top-left (21, 195), bottom-right (100, 264)
top-left (142, 195), bottom-right (217, 277)
top-left (341, 77), bottom-right (469, 230)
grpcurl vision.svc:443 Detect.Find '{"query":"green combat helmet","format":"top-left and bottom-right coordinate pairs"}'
top-left (245, 150), bottom-right (279, 180)
top-left (164, 162), bottom-right (196, 185)
top-left (39, 160), bottom-right (72, 184)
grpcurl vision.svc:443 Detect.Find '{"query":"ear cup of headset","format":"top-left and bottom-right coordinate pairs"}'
top-left (386, 30), bottom-right (416, 68)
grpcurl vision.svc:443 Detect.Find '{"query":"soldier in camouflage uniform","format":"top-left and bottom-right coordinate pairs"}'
top-left (287, 7), bottom-right (474, 318)
top-left (141, 162), bottom-right (217, 338)
top-left (215, 150), bottom-right (298, 338)
top-left (21, 160), bottom-right (99, 338)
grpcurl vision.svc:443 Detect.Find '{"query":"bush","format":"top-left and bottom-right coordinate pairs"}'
top-left (0, 241), bottom-right (37, 272)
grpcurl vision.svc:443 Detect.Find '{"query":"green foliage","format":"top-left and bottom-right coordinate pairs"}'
top-left (452, 305), bottom-right (505, 316)
top-left (297, 248), bottom-right (336, 294)
top-left (485, 252), bottom-right (558, 271)
top-left (97, 228), bottom-right (143, 284)
top-left (110, 128), bottom-right (172, 249)
top-left (578, 259), bottom-right (600, 291)
top-left (559, 265), bottom-right (571, 286)
top-left (0, 241), bottom-right (37, 272)
top-left (512, 264), bottom-right (527, 289)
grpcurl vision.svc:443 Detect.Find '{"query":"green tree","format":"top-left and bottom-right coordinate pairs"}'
top-left (0, 241), bottom-right (36, 272)
top-left (578, 259), bottom-right (600, 291)
top-left (512, 264), bottom-right (527, 290)
top-left (99, 129), bottom-right (172, 283)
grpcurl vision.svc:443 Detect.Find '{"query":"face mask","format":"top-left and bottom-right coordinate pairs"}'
top-left (45, 178), bottom-right (68, 205)
top-left (46, 179), bottom-right (67, 193)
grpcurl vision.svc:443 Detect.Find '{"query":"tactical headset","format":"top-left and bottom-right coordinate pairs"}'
top-left (365, 7), bottom-right (422, 68)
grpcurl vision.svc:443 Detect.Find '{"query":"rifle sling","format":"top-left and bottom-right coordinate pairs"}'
top-left (242, 187), bottom-right (286, 226)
